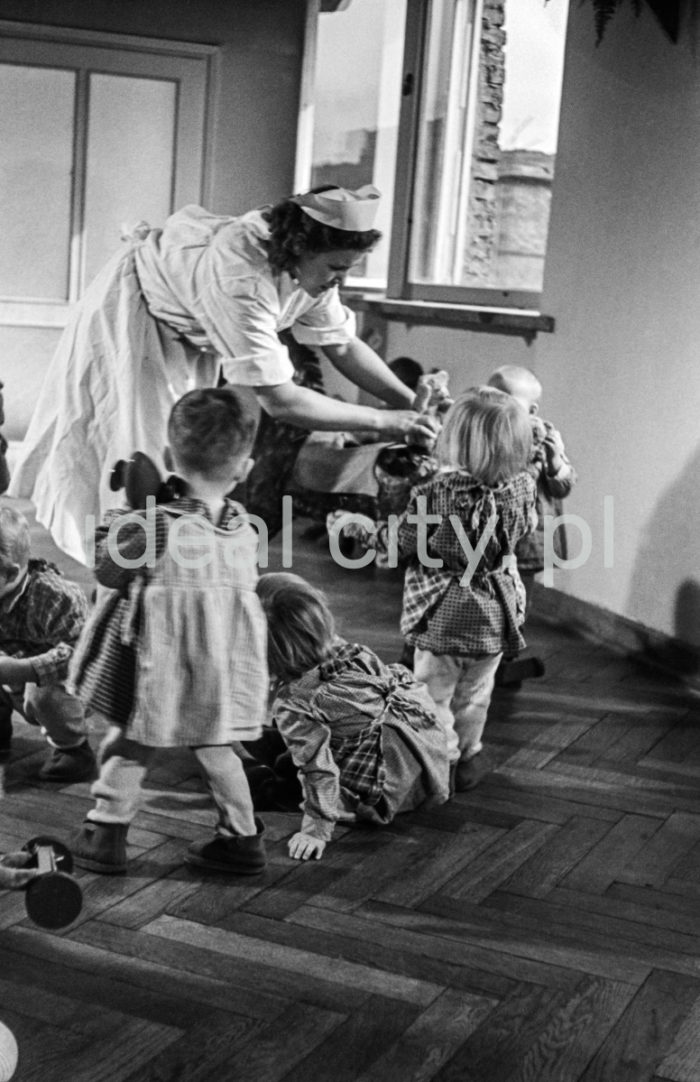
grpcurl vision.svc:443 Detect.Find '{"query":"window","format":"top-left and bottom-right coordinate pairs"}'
top-left (299, 0), bottom-right (569, 311)
top-left (0, 24), bottom-right (213, 325)
top-left (296, 0), bottom-right (408, 288)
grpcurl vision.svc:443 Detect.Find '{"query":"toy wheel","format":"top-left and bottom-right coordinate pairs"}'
top-left (25, 872), bottom-right (83, 929)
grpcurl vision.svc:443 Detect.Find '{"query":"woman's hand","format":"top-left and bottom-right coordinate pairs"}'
top-left (288, 832), bottom-right (327, 861)
top-left (0, 851), bottom-right (38, 890)
top-left (378, 410), bottom-right (440, 448)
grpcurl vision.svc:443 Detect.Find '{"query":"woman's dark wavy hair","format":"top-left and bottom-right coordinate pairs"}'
top-left (263, 185), bottom-right (381, 274)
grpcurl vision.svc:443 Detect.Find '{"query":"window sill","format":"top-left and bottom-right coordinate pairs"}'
top-left (346, 293), bottom-right (554, 343)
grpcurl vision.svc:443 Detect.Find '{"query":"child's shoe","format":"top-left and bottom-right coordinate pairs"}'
top-left (495, 655), bottom-right (545, 690)
top-left (71, 819), bottom-right (128, 874)
top-left (185, 819), bottom-right (266, 875)
top-left (451, 753), bottom-right (486, 793)
top-left (39, 740), bottom-right (97, 783)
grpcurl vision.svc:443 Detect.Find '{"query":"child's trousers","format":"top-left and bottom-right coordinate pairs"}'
top-left (413, 648), bottom-right (501, 762)
top-left (0, 681), bottom-right (87, 748)
top-left (87, 726), bottom-right (257, 836)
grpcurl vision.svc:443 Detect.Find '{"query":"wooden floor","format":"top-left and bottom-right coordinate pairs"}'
top-left (3, 502), bottom-right (700, 1081)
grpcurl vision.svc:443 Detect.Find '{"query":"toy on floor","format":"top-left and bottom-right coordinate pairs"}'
top-left (21, 835), bottom-right (83, 929)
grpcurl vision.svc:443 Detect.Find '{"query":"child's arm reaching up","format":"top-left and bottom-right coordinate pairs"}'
top-left (540, 422), bottom-right (577, 499)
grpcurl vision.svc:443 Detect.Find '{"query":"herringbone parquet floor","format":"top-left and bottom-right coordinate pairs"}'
top-left (2, 502), bottom-right (700, 1081)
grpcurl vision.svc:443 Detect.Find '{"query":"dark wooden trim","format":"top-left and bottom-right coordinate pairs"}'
top-left (347, 294), bottom-right (554, 343)
top-left (532, 582), bottom-right (700, 685)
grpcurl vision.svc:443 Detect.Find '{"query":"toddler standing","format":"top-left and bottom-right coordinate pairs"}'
top-left (397, 386), bottom-right (536, 791)
top-left (0, 505), bottom-right (93, 780)
top-left (487, 365), bottom-right (577, 686)
top-left (70, 388), bottom-right (269, 875)
top-left (253, 572), bottom-right (449, 861)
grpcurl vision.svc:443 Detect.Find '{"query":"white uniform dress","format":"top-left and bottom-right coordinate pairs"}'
top-left (9, 205), bottom-right (357, 564)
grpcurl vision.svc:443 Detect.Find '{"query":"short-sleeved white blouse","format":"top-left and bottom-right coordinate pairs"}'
top-left (134, 205), bottom-right (357, 387)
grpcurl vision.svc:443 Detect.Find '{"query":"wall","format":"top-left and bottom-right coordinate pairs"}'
top-left (0, 0), bottom-right (307, 437)
top-left (390, 2), bottom-right (700, 650)
top-left (0, 0), bottom-right (306, 212)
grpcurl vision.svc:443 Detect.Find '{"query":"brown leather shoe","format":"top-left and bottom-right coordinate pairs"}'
top-left (71, 820), bottom-right (128, 874)
top-left (453, 753), bottom-right (486, 792)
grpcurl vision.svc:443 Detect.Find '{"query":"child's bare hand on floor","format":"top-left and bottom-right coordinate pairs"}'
top-left (288, 832), bottom-right (326, 861)
top-left (0, 851), bottom-right (39, 889)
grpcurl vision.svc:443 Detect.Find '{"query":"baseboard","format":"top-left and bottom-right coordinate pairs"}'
top-left (531, 581), bottom-right (700, 686)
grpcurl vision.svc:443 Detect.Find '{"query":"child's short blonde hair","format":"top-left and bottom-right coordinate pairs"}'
top-left (437, 386), bottom-right (532, 486)
top-left (487, 365), bottom-right (542, 411)
top-left (256, 572), bottom-right (335, 682)
top-left (0, 506), bottom-right (30, 573)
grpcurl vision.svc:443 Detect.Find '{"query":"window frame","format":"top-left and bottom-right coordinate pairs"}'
top-left (0, 20), bottom-right (217, 327)
top-left (389, 0), bottom-right (554, 312)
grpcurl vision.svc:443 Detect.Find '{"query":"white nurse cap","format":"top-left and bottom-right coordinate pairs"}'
top-left (293, 185), bottom-right (381, 232)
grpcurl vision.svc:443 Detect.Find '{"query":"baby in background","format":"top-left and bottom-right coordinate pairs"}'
top-left (487, 365), bottom-right (577, 687)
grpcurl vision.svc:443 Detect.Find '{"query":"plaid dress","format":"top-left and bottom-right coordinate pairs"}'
top-left (398, 469), bottom-right (537, 657)
top-left (271, 641), bottom-right (450, 842)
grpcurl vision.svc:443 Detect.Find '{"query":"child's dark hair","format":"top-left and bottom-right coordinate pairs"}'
top-left (167, 388), bottom-right (256, 479)
top-left (263, 186), bottom-right (381, 275)
top-left (388, 356), bottom-right (424, 392)
top-left (256, 572), bottom-right (335, 681)
top-left (437, 386), bottom-right (532, 486)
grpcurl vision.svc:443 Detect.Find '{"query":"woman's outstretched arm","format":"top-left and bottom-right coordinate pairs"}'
top-left (321, 338), bottom-right (415, 407)
top-left (254, 378), bottom-right (438, 446)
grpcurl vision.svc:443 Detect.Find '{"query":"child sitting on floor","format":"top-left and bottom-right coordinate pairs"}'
top-left (253, 572), bottom-right (450, 861)
top-left (487, 365), bottom-right (577, 687)
top-left (0, 505), bottom-right (93, 780)
top-left (397, 386), bottom-right (537, 791)
top-left (69, 387), bottom-right (269, 876)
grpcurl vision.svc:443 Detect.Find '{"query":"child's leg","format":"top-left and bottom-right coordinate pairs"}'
top-left (496, 571), bottom-right (545, 688)
top-left (451, 652), bottom-right (502, 759)
top-left (23, 682), bottom-right (95, 781)
top-left (88, 727), bottom-right (153, 823)
top-left (192, 745), bottom-right (257, 836)
top-left (185, 745), bottom-right (266, 875)
top-left (413, 648), bottom-right (460, 762)
top-left (72, 727), bottom-right (152, 874)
